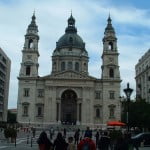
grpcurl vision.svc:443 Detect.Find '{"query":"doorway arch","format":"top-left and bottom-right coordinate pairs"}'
top-left (61, 89), bottom-right (77, 125)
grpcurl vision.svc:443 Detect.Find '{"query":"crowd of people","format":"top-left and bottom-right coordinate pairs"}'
top-left (37, 126), bottom-right (139, 150)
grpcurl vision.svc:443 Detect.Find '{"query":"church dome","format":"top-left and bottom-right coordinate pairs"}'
top-left (56, 14), bottom-right (85, 49)
top-left (57, 33), bottom-right (85, 49)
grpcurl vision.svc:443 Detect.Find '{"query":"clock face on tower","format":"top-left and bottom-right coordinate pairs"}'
top-left (27, 55), bottom-right (32, 59)
top-left (109, 57), bottom-right (114, 63)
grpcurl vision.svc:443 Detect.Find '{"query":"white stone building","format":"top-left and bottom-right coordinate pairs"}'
top-left (17, 14), bottom-right (121, 127)
top-left (135, 49), bottom-right (150, 103)
top-left (0, 47), bottom-right (11, 122)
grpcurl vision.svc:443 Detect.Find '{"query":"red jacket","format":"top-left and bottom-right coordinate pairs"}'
top-left (77, 137), bottom-right (96, 150)
top-left (39, 144), bottom-right (45, 150)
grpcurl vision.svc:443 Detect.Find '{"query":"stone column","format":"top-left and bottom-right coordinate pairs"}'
top-left (76, 98), bottom-right (82, 125)
top-left (58, 102), bottom-right (61, 124)
top-left (76, 102), bottom-right (80, 125)
top-left (56, 98), bottom-right (61, 124)
top-left (79, 103), bottom-right (82, 122)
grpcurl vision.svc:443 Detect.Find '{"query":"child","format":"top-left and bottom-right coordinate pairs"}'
top-left (67, 136), bottom-right (76, 150)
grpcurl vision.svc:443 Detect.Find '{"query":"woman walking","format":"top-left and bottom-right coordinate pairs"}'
top-left (53, 132), bottom-right (68, 150)
top-left (37, 131), bottom-right (53, 150)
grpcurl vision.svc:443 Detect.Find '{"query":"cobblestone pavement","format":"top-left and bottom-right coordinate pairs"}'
top-left (0, 130), bottom-right (149, 150)
top-left (0, 130), bottom-right (77, 150)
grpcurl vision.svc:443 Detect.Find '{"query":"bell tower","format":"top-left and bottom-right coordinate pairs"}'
top-left (101, 16), bottom-right (121, 123)
top-left (101, 15), bottom-right (120, 80)
top-left (19, 13), bottom-right (39, 77)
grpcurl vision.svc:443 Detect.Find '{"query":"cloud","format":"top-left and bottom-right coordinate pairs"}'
top-left (0, 0), bottom-right (149, 108)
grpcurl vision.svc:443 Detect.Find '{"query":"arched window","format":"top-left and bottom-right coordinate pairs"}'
top-left (53, 62), bottom-right (56, 71)
top-left (108, 42), bottom-right (113, 50)
top-left (96, 108), bottom-right (100, 118)
top-left (26, 66), bottom-right (31, 76)
top-left (75, 62), bottom-right (79, 71)
top-left (109, 68), bottom-right (114, 78)
top-left (109, 107), bottom-right (115, 118)
top-left (23, 105), bottom-right (28, 116)
top-left (83, 63), bottom-right (87, 72)
top-left (61, 62), bottom-right (65, 71)
top-left (69, 37), bottom-right (73, 44)
top-left (28, 39), bottom-right (34, 48)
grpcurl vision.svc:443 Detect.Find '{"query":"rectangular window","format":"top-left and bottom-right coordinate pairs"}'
top-left (0, 112), bottom-right (2, 117)
top-left (2, 57), bottom-right (6, 64)
top-left (38, 107), bottom-right (42, 116)
top-left (24, 88), bottom-right (30, 97)
top-left (109, 91), bottom-right (115, 99)
top-left (95, 91), bottom-right (101, 99)
top-left (138, 84), bottom-right (141, 89)
top-left (38, 89), bottom-right (44, 97)
top-left (26, 66), bottom-right (31, 76)
top-left (96, 108), bottom-right (100, 118)
top-left (0, 62), bottom-right (6, 71)
top-left (37, 105), bottom-right (43, 117)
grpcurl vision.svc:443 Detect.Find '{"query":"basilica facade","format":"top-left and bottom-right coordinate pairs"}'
top-left (17, 13), bottom-right (121, 127)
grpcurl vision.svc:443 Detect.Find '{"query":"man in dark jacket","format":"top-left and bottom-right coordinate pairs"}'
top-left (84, 126), bottom-right (92, 138)
top-left (98, 131), bottom-right (110, 150)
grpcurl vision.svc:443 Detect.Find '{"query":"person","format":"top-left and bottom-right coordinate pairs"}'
top-left (84, 126), bottom-right (92, 138)
top-left (77, 131), bottom-right (96, 150)
top-left (37, 131), bottom-right (53, 150)
top-left (95, 131), bottom-right (99, 147)
top-left (114, 134), bottom-right (128, 150)
top-left (98, 131), bottom-right (110, 150)
top-left (64, 128), bottom-right (67, 138)
top-left (67, 136), bottom-right (76, 150)
top-left (49, 127), bottom-right (54, 140)
top-left (127, 133), bottom-right (134, 150)
top-left (32, 127), bottom-right (36, 138)
top-left (74, 129), bottom-right (80, 145)
top-left (53, 132), bottom-right (68, 150)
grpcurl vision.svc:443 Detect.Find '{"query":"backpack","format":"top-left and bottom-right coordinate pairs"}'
top-left (82, 141), bottom-right (90, 150)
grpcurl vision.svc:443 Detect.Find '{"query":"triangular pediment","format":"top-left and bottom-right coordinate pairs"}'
top-left (42, 70), bottom-right (96, 80)
top-left (53, 70), bottom-right (96, 79)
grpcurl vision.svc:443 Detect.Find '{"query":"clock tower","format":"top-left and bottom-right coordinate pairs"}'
top-left (102, 15), bottom-right (120, 80)
top-left (19, 13), bottom-right (39, 78)
top-left (101, 15), bottom-right (121, 123)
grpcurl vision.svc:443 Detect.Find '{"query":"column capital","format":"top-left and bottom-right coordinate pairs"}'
top-left (56, 98), bottom-right (61, 102)
top-left (77, 98), bottom-right (82, 104)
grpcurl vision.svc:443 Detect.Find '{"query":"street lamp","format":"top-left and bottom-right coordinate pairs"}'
top-left (123, 83), bottom-right (133, 132)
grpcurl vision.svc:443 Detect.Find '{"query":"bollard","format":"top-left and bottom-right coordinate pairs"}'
top-left (15, 137), bottom-right (16, 147)
top-left (31, 137), bottom-right (32, 147)
top-left (27, 135), bottom-right (29, 144)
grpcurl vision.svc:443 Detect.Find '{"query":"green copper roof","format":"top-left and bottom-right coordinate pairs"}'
top-left (56, 14), bottom-right (85, 49)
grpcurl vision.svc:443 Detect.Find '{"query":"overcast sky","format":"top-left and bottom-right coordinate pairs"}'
top-left (0, 0), bottom-right (150, 108)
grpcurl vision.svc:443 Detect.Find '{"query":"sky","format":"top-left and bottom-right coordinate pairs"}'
top-left (0, 0), bottom-right (150, 108)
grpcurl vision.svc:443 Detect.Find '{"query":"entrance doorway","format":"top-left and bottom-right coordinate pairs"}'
top-left (61, 90), bottom-right (77, 125)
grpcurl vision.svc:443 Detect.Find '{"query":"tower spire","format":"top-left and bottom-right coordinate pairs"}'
top-left (71, 9), bottom-right (72, 16)
top-left (108, 13), bottom-right (111, 23)
top-left (104, 14), bottom-right (115, 36)
top-left (27, 13), bottom-right (38, 34)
